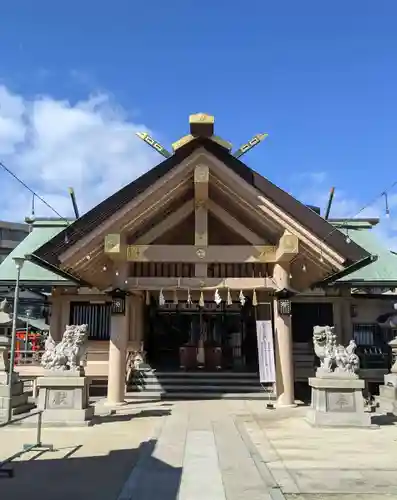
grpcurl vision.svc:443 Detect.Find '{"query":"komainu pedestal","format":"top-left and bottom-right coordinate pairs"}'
top-left (37, 373), bottom-right (93, 426)
top-left (307, 376), bottom-right (370, 427)
top-left (379, 336), bottom-right (397, 415)
top-left (37, 325), bottom-right (94, 426)
top-left (307, 326), bottom-right (371, 427)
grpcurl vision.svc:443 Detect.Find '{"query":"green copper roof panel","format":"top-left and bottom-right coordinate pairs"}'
top-left (0, 220), bottom-right (72, 284)
top-left (333, 224), bottom-right (397, 283)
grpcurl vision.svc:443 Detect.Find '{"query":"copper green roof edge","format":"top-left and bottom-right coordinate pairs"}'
top-left (0, 223), bottom-right (71, 283)
top-left (332, 225), bottom-right (397, 283)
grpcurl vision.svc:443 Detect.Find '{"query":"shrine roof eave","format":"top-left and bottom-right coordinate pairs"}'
top-left (312, 254), bottom-right (377, 288)
top-left (26, 253), bottom-right (89, 288)
top-left (33, 137), bottom-right (370, 271)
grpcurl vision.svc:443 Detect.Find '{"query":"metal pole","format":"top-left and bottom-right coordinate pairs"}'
top-left (7, 259), bottom-right (23, 423)
top-left (36, 411), bottom-right (42, 447)
top-left (24, 318), bottom-right (29, 362)
top-left (24, 310), bottom-right (31, 362)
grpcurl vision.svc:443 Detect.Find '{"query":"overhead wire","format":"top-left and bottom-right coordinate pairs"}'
top-left (293, 179), bottom-right (397, 272)
top-left (1, 156), bottom-right (396, 275)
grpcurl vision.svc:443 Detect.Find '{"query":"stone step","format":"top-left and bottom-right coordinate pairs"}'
top-left (149, 371), bottom-right (259, 378)
top-left (130, 384), bottom-right (264, 392)
top-left (11, 402), bottom-right (36, 416)
top-left (125, 391), bottom-right (275, 400)
top-left (126, 369), bottom-right (265, 401)
top-left (141, 378), bottom-right (261, 386)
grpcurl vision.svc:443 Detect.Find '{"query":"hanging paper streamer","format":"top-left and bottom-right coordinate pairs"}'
top-left (227, 288), bottom-right (232, 306)
top-left (199, 291), bottom-right (204, 307)
top-left (252, 289), bottom-right (258, 307)
top-left (159, 289), bottom-right (165, 306)
top-left (239, 290), bottom-right (246, 306)
top-left (187, 288), bottom-right (192, 304)
top-left (145, 290), bottom-right (151, 306)
top-left (214, 288), bottom-right (222, 305)
top-left (173, 289), bottom-right (178, 305)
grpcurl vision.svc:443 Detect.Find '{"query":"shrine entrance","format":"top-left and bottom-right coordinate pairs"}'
top-left (144, 300), bottom-right (259, 371)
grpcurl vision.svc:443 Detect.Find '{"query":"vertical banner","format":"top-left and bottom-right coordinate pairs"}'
top-left (256, 320), bottom-right (276, 383)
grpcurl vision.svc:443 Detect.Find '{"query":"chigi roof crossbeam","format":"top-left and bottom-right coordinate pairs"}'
top-left (135, 113), bottom-right (268, 160)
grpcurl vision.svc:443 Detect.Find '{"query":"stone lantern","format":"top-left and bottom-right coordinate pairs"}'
top-left (379, 336), bottom-right (397, 415)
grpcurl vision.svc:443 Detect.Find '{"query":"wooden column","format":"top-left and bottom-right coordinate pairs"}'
top-left (49, 296), bottom-right (63, 341)
top-left (106, 248), bottom-right (129, 405)
top-left (194, 165), bottom-right (209, 277)
top-left (273, 263), bottom-right (295, 407)
top-left (340, 289), bottom-right (353, 344)
top-left (129, 294), bottom-right (144, 351)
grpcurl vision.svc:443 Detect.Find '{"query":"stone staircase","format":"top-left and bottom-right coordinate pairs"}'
top-left (125, 369), bottom-right (274, 401)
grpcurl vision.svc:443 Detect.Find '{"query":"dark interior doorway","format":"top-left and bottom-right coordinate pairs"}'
top-left (291, 302), bottom-right (334, 343)
top-left (291, 302), bottom-right (334, 403)
top-left (144, 300), bottom-right (259, 371)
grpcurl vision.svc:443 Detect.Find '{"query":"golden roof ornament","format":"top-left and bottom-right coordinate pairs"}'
top-left (136, 113), bottom-right (267, 158)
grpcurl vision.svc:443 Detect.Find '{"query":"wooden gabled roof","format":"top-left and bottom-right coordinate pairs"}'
top-left (33, 137), bottom-right (370, 270)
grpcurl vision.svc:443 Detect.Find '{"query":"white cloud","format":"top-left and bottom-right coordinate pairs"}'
top-left (1, 84), bottom-right (396, 254)
top-left (0, 85), bottom-right (158, 222)
top-left (294, 171), bottom-right (397, 251)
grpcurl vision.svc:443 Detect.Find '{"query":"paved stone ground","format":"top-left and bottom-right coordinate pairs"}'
top-left (1, 400), bottom-right (397, 499)
top-left (241, 404), bottom-right (397, 500)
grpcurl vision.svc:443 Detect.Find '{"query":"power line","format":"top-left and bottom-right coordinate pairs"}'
top-left (315, 181), bottom-right (397, 246)
top-left (1, 155), bottom-right (396, 272)
top-left (0, 160), bottom-right (71, 225)
top-left (296, 180), bottom-right (397, 269)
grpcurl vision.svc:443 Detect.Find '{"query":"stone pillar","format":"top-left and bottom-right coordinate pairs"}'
top-left (0, 336), bottom-right (34, 420)
top-left (379, 336), bottom-right (397, 415)
top-left (273, 263), bottom-right (295, 407)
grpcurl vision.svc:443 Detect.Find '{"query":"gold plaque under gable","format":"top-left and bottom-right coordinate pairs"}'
top-left (104, 234), bottom-right (121, 254)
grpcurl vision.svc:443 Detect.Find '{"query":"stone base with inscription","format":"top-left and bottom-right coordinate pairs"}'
top-left (379, 373), bottom-right (397, 416)
top-left (37, 373), bottom-right (94, 427)
top-left (307, 376), bottom-right (371, 427)
top-left (0, 335), bottom-right (35, 420)
top-left (0, 379), bottom-right (35, 420)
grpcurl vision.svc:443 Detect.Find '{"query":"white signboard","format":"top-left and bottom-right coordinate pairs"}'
top-left (256, 320), bottom-right (276, 383)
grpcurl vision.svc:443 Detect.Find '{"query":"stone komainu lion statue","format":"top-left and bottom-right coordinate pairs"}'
top-left (41, 324), bottom-right (88, 372)
top-left (313, 325), bottom-right (337, 373)
top-left (312, 325), bottom-right (359, 376)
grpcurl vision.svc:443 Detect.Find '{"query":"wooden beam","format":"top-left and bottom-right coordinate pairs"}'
top-left (210, 161), bottom-right (345, 268)
top-left (60, 179), bottom-right (190, 266)
top-left (59, 151), bottom-right (196, 262)
top-left (275, 231), bottom-right (299, 262)
top-left (117, 244), bottom-right (278, 263)
top-left (194, 164), bottom-right (209, 202)
top-left (194, 165), bottom-right (209, 277)
top-left (125, 277), bottom-right (276, 291)
top-left (134, 200), bottom-right (194, 244)
top-left (207, 200), bottom-right (267, 245)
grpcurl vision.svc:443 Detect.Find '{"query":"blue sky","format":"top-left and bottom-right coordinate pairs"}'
top-left (0, 1), bottom-right (396, 244)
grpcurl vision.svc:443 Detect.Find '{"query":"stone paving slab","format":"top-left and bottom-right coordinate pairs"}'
top-left (0, 402), bottom-right (168, 500)
top-left (4, 399), bottom-right (397, 499)
top-left (241, 404), bottom-right (397, 498)
top-left (178, 430), bottom-right (226, 500)
top-left (285, 496), bottom-right (397, 500)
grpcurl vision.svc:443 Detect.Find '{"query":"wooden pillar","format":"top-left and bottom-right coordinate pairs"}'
top-left (274, 263), bottom-right (295, 407)
top-left (340, 289), bottom-right (353, 344)
top-left (49, 296), bottom-right (62, 341)
top-left (194, 165), bottom-right (209, 277)
top-left (106, 254), bottom-right (129, 405)
top-left (129, 294), bottom-right (144, 351)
